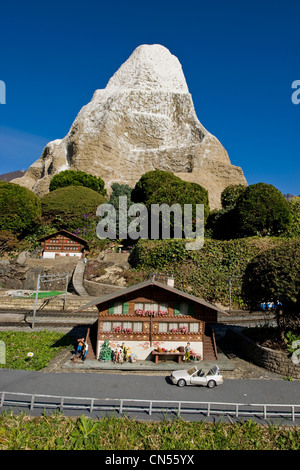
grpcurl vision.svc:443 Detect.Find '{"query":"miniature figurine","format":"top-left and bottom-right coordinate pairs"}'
top-left (121, 342), bottom-right (127, 361)
top-left (130, 351), bottom-right (136, 363)
top-left (82, 341), bottom-right (88, 361)
top-left (114, 344), bottom-right (123, 363)
top-left (76, 338), bottom-right (85, 357)
top-left (184, 342), bottom-right (191, 362)
top-left (127, 347), bottom-right (136, 363)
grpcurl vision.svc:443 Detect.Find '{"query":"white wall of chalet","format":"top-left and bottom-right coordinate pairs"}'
top-left (97, 339), bottom-right (203, 361)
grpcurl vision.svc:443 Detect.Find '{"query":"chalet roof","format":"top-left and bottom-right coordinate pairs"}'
top-left (37, 229), bottom-right (89, 245)
top-left (74, 279), bottom-right (226, 314)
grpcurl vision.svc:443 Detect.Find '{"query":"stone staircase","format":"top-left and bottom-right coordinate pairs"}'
top-left (72, 260), bottom-right (89, 297)
top-left (203, 326), bottom-right (218, 361)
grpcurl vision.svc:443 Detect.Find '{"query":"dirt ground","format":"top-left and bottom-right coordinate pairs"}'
top-left (220, 355), bottom-right (281, 380)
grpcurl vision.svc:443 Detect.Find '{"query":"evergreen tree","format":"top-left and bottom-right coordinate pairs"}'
top-left (0, 181), bottom-right (41, 235)
top-left (99, 340), bottom-right (112, 362)
top-left (234, 183), bottom-right (291, 237)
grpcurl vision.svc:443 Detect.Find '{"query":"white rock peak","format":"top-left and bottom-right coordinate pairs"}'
top-left (106, 44), bottom-right (189, 93)
top-left (12, 44), bottom-right (247, 209)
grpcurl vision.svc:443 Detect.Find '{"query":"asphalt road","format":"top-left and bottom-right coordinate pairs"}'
top-left (0, 369), bottom-right (299, 423)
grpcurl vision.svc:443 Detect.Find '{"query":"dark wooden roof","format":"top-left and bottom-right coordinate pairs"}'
top-left (37, 229), bottom-right (89, 245)
top-left (73, 279), bottom-right (226, 315)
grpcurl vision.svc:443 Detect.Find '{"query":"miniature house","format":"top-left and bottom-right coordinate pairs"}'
top-left (82, 279), bottom-right (223, 362)
top-left (38, 230), bottom-right (89, 259)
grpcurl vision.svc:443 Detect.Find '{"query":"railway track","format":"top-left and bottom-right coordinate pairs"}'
top-left (0, 309), bottom-right (276, 331)
top-left (0, 309), bottom-right (98, 331)
top-left (218, 313), bottom-right (276, 327)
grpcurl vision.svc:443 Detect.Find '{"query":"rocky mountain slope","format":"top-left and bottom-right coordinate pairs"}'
top-left (12, 44), bottom-right (247, 209)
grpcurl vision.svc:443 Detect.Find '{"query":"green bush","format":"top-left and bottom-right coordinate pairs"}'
top-left (130, 239), bottom-right (188, 270)
top-left (49, 170), bottom-right (106, 196)
top-left (0, 182), bottom-right (41, 235)
top-left (107, 183), bottom-right (135, 241)
top-left (41, 185), bottom-right (106, 232)
top-left (205, 208), bottom-right (236, 240)
top-left (130, 237), bottom-right (283, 307)
top-left (131, 170), bottom-right (209, 240)
top-left (234, 183), bottom-right (291, 237)
top-left (146, 180), bottom-right (209, 239)
top-left (0, 230), bottom-right (20, 254)
top-left (131, 170), bottom-right (181, 203)
top-left (242, 238), bottom-right (300, 330)
top-left (221, 184), bottom-right (247, 210)
top-left (147, 180), bottom-right (209, 212)
top-left (284, 198), bottom-right (300, 237)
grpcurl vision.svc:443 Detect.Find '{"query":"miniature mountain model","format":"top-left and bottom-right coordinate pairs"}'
top-left (13, 44), bottom-right (247, 208)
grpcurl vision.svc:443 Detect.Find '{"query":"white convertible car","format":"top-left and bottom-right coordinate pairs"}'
top-left (170, 365), bottom-right (223, 388)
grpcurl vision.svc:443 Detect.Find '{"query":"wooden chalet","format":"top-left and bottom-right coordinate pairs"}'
top-left (81, 279), bottom-right (224, 362)
top-left (38, 230), bottom-right (89, 259)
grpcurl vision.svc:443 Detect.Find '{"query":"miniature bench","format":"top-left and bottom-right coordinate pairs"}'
top-left (151, 351), bottom-right (185, 364)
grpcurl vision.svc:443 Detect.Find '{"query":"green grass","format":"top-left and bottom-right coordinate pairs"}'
top-left (0, 413), bottom-right (299, 450)
top-left (0, 330), bottom-right (74, 370)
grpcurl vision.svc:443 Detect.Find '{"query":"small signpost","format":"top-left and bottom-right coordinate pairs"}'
top-left (32, 272), bottom-right (69, 329)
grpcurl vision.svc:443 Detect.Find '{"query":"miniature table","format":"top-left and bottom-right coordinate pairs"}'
top-left (151, 351), bottom-right (185, 364)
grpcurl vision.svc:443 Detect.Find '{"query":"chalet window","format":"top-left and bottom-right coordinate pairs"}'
top-left (144, 303), bottom-right (158, 312)
top-left (189, 323), bottom-right (199, 333)
top-left (158, 322), bottom-right (199, 333)
top-left (103, 321), bottom-right (143, 333)
top-left (180, 303), bottom-right (189, 315)
top-left (174, 303), bottom-right (195, 315)
top-left (114, 302), bottom-right (123, 314)
top-left (169, 322), bottom-right (178, 331)
top-left (108, 301), bottom-right (129, 314)
top-left (133, 322), bottom-right (143, 332)
top-left (159, 303), bottom-right (168, 313)
top-left (102, 322), bottom-right (112, 332)
top-left (158, 323), bottom-right (168, 333)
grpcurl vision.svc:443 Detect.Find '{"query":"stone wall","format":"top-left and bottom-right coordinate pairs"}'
top-left (226, 328), bottom-right (300, 379)
top-left (0, 256), bottom-right (78, 291)
top-left (83, 279), bottom-right (124, 297)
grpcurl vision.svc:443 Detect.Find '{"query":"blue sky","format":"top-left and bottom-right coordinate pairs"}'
top-left (0, 0), bottom-right (299, 195)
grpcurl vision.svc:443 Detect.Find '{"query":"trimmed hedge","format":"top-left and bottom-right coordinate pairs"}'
top-left (242, 238), bottom-right (300, 328)
top-left (129, 237), bottom-right (288, 307)
top-left (234, 183), bottom-right (291, 237)
top-left (49, 170), bottom-right (106, 196)
top-left (0, 182), bottom-right (41, 235)
top-left (41, 185), bottom-right (106, 232)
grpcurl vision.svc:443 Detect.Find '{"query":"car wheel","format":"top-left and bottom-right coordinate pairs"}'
top-left (177, 379), bottom-right (186, 387)
top-left (207, 380), bottom-right (216, 388)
